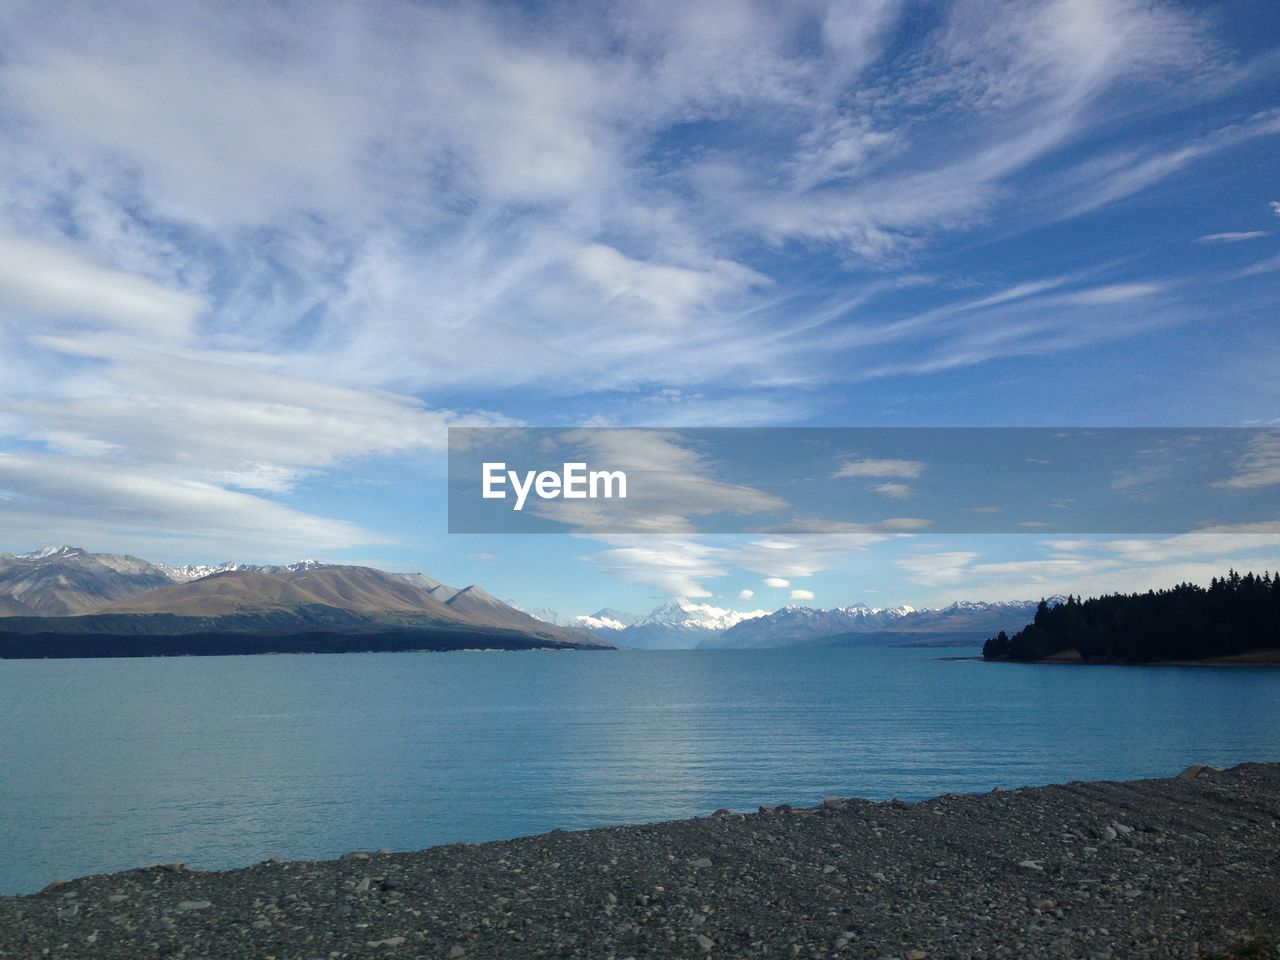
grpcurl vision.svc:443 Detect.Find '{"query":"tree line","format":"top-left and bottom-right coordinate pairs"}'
top-left (982, 570), bottom-right (1280, 663)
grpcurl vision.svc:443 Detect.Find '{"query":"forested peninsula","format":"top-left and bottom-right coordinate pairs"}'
top-left (982, 570), bottom-right (1280, 663)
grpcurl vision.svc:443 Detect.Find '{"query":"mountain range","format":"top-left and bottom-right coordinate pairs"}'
top-left (1, 545), bottom-right (1059, 656)
top-left (0, 546), bottom-right (605, 657)
top-left (548, 596), bottom-right (1064, 650)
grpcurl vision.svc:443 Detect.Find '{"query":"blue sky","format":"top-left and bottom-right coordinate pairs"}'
top-left (0, 0), bottom-right (1277, 616)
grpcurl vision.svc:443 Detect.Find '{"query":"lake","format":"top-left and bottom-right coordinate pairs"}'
top-left (2, 647), bottom-right (1278, 894)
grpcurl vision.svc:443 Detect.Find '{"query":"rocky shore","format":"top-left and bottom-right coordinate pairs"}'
top-left (2, 763), bottom-right (1277, 960)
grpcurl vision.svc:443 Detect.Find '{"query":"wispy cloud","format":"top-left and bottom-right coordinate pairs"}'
top-left (1214, 432), bottom-right (1280, 490)
top-left (1196, 230), bottom-right (1268, 244)
top-left (0, 235), bottom-right (203, 339)
top-left (901, 531), bottom-right (1280, 602)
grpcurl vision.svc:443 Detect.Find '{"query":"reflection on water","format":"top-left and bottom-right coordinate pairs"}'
top-left (2, 647), bottom-right (1278, 893)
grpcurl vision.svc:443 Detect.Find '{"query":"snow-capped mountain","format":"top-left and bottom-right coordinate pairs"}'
top-left (577, 607), bottom-right (640, 630)
top-left (607, 599), bottom-right (770, 649)
top-left (519, 606), bottom-right (642, 631)
top-left (0, 546), bottom-right (173, 616)
top-left (159, 559), bottom-right (329, 582)
top-left (513, 606), bottom-right (627, 630)
top-left (531, 596), bottom-right (1050, 650)
top-left (706, 598), bottom-right (1066, 649)
top-left (701, 602), bottom-right (916, 649)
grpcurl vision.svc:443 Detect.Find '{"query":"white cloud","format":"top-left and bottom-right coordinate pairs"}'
top-left (0, 235), bottom-right (203, 339)
top-left (789, 588), bottom-right (815, 600)
top-left (0, 451), bottom-right (371, 558)
top-left (586, 536), bottom-right (729, 599)
top-left (872, 482), bottom-right (913, 498)
top-left (1060, 283), bottom-right (1163, 305)
top-left (1270, 201), bottom-right (1280, 216)
top-left (902, 532), bottom-right (1280, 603)
top-left (1214, 433), bottom-right (1280, 489)
top-left (1196, 231), bottom-right (1267, 244)
top-left (834, 458), bottom-right (926, 479)
top-left (8, 339), bottom-right (488, 492)
top-left (763, 576), bottom-right (791, 588)
top-left (897, 551), bottom-right (979, 585)
top-left (738, 588), bottom-right (755, 599)
top-left (572, 243), bottom-right (771, 327)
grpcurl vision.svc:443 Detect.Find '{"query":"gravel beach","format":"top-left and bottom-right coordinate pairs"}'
top-left (2, 762), bottom-right (1277, 960)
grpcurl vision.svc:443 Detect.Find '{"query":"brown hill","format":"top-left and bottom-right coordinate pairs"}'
top-left (0, 547), bottom-right (172, 616)
top-left (97, 565), bottom-right (601, 646)
top-left (0, 549), bottom-right (607, 648)
top-left (101, 570), bottom-right (339, 617)
top-left (278, 567), bottom-right (464, 618)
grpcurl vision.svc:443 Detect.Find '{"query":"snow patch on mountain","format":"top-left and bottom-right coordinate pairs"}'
top-left (159, 559), bottom-right (331, 583)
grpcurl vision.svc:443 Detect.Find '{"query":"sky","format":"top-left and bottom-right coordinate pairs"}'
top-left (0, 0), bottom-right (1277, 617)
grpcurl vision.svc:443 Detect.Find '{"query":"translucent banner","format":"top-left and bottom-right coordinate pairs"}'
top-left (447, 427), bottom-right (1280, 535)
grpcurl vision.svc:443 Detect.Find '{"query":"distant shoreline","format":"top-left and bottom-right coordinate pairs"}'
top-left (971, 647), bottom-right (1280, 667)
top-left (0, 628), bottom-right (613, 659)
top-left (3, 763), bottom-right (1276, 958)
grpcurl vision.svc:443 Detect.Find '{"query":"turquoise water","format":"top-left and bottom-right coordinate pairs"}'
top-left (2, 647), bottom-right (1278, 894)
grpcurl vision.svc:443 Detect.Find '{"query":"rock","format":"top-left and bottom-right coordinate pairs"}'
top-left (1100, 826), bottom-right (1118, 841)
top-left (449, 946), bottom-right (466, 958)
top-left (1113, 823), bottom-right (1134, 835)
top-left (355, 877), bottom-right (372, 894)
top-left (688, 857), bottom-right (713, 869)
top-left (696, 933), bottom-right (715, 952)
top-left (1177, 764), bottom-right (1220, 780)
top-left (341, 851), bottom-right (372, 861)
top-left (106, 894), bottom-right (128, 904)
top-left (908, 951), bottom-right (929, 959)
top-left (1017, 860), bottom-right (1044, 872)
top-left (176, 900), bottom-right (211, 911)
top-left (368, 936), bottom-right (406, 947)
top-left (822, 796), bottom-right (847, 810)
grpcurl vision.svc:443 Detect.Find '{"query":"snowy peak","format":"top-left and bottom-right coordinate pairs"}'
top-left (638, 598), bottom-right (770, 632)
top-left (159, 561), bottom-right (251, 583)
top-left (158, 559), bottom-right (332, 583)
top-left (574, 612), bottom-right (631, 631)
top-left (710, 598), bottom-right (1052, 649)
top-left (22, 545), bottom-right (83, 560)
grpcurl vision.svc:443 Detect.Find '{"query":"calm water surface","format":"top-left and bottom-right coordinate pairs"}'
top-left (2, 647), bottom-right (1278, 893)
